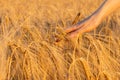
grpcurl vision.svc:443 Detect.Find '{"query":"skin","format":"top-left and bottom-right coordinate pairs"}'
top-left (65, 0), bottom-right (120, 38)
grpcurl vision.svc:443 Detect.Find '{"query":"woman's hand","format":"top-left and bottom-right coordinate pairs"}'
top-left (65, 14), bottom-right (100, 38)
top-left (65, 0), bottom-right (120, 38)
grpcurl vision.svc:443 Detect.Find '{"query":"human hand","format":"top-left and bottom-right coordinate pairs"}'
top-left (65, 14), bottom-right (100, 38)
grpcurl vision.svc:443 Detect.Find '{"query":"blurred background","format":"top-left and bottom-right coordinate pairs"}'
top-left (0, 0), bottom-right (120, 80)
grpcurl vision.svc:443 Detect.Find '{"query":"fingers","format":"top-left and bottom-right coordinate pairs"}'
top-left (65, 25), bottom-right (78, 33)
top-left (67, 28), bottom-right (84, 38)
top-left (67, 25), bottom-right (92, 38)
top-left (67, 30), bottom-right (79, 38)
top-left (65, 23), bottom-right (84, 34)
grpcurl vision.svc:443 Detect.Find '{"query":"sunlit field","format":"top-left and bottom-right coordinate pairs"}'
top-left (0, 0), bottom-right (120, 80)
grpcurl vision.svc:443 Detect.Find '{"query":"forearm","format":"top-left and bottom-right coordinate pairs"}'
top-left (65, 0), bottom-right (120, 37)
top-left (96, 0), bottom-right (120, 22)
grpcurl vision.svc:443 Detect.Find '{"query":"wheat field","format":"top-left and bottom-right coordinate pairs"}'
top-left (0, 0), bottom-right (120, 80)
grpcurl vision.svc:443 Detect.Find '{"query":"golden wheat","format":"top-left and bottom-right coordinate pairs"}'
top-left (0, 0), bottom-right (120, 80)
